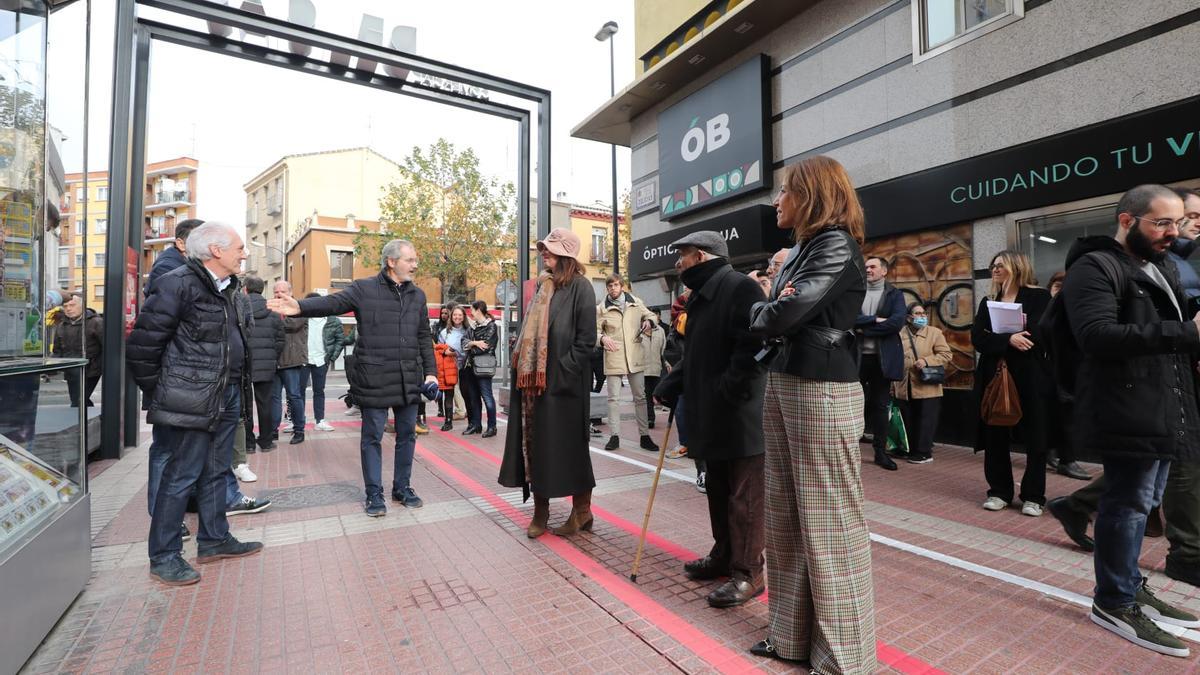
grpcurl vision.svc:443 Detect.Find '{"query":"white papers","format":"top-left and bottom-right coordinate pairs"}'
top-left (987, 300), bottom-right (1026, 333)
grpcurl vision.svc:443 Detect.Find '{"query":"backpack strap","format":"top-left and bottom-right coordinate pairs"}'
top-left (1083, 250), bottom-right (1128, 309)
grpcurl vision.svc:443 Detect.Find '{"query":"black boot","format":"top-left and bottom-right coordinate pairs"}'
top-left (874, 448), bottom-right (897, 471)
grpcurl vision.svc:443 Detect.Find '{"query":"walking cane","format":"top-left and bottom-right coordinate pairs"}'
top-left (630, 409), bottom-right (675, 583)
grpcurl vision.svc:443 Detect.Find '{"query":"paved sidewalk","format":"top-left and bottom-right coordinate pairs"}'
top-left (19, 377), bottom-right (1200, 673)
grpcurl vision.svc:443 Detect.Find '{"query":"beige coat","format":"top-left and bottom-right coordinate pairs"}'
top-left (641, 324), bottom-right (667, 377)
top-left (597, 292), bottom-right (657, 375)
top-left (893, 324), bottom-right (953, 400)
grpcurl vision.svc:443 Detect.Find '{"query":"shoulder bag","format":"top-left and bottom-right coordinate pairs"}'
top-left (981, 359), bottom-right (1022, 426)
top-left (906, 330), bottom-right (945, 384)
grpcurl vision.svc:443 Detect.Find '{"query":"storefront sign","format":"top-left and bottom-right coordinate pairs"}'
top-left (633, 180), bottom-right (657, 212)
top-left (857, 95), bottom-right (1200, 238)
top-left (628, 205), bottom-right (788, 278)
top-left (657, 55), bottom-right (772, 221)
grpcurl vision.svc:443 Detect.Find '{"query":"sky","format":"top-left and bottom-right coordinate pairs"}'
top-left (45, 0), bottom-right (635, 233)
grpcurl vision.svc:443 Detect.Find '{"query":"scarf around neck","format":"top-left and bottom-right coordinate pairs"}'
top-left (514, 272), bottom-right (557, 492)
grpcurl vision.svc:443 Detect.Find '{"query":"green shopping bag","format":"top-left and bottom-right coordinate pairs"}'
top-left (885, 401), bottom-right (909, 455)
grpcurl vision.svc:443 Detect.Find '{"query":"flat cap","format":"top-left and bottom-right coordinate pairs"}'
top-left (671, 230), bottom-right (728, 258)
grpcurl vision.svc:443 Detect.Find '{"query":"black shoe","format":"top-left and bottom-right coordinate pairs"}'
top-left (1047, 496), bottom-right (1094, 552)
top-left (150, 555), bottom-right (200, 586)
top-left (392, 486), bottom-right (424, 509)
top-left (258, 438), bottom-right (276, 452)
top-left (1166, 558), bottom-right (1200, 587)
top-left (364, 494), bottom-right (386, 517)
top-left (683, 556), bottom-right (729, 581)
top-left (873, 449), bottom-right (898, 471)
top-left (289, 432), bottom-right (305, 445)
top-left (639, 435), bottom-right (659, 452)
top-left (246, 444), bottom-right (256, 455)
top-left (748, 638), bottom-right (805, 663)
top-left (462, 426), bottom-right (481, 436)
top-left (707, 578), bottom-right (764, 608)
top-left (440, 420), bottom-right (453, 432)
top-left (1058, 461), bottom-right (1092, 481)
top-left (226, 496), bottom-right (272, 516)
top-left (196, 536), bottom-right (264, 564)
top-left (482, 428), bottom-right (497, 438)
top-left (604, 435), bottom-right (620, 451)
top-left (590, 424), bottom-right (603, 437)
top-left (592, 383), bottom-right (604, 393)
top-left (1046, 451), bottom-right (1060, 471)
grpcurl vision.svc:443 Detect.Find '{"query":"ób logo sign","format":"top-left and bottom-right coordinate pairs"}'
top-left (681, 114), bottom-right (731, 162)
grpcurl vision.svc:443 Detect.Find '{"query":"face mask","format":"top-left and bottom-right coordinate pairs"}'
top-left (912, 317), bottom-right (929, 328)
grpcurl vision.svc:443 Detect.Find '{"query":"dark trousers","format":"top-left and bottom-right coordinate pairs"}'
top-left (703, 454), bottom-right (765, 581)
top-left (147, 423), bottom-right (173, 517)
top-left (251, 380), bottom-right (274, 445)
top-left (1094, 458), bottom-right (1170, 609)
top-left (591, 348), bottom-right (605, 390)
top-left (359, 403), bottom-right (419, 498)
top-left (858, 354), bottom-right (892, 452)
top-left (1069, 462), bottom-right (1200, 567)
top-left (148, 384), bottom-right (239, 564)
top-left (306, 363), bottom-right (328, 421)
top-left (1049, 399), bottom-right (1078, 464)
top-left (898, 397), bottom-right (940, 459)
top-left (67, 375), bottom-right (100, 407)
top-left (644, 375), bottom-right (660, 426)
top-left (439, 390), bottom-right (454, 420)
top-left (459, 367), bottom-right (497, 430)
top-left (983, 424), bottom-right (1047, 505)
top-left (274, 366), bottom-right (308, 432)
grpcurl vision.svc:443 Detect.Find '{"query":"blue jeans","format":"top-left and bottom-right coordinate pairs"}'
top-left (147, 424), bottom-right (173, 517)
top-left (359, 403), bottom-right (419, 499)
top-left (1093, 457), bottom-right (1171, 609)
top-left (460, 367), bottom-right (496, 429)
top-left (307, 363), bottom-right (328, 421)
top-left (275, 366), bottom-right (308, 432)
top-left (148, 385), bottom-right (240, 564)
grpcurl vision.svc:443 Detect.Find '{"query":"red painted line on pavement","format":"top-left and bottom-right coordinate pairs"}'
top-left (429, 428), bottom-right (947, 675)
top-left (413, 443), bottom-right (762, 674)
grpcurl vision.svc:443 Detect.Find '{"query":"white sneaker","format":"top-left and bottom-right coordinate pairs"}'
top-left (232, 463), bottom-right (257, 483)
top-left (1021, 501), bottom-right (1044, 517)
top-left (982, 496), bottom-right (1008, 511)
top-left (315, 420), bottom-right (335, 431)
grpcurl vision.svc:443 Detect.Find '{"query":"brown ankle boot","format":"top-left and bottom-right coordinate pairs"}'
top-left (551, 490), bottom-right (594, 536)
top-left (527, 497), bottom-right (550, 538)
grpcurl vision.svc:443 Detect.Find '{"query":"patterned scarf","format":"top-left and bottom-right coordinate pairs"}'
top-left (514, 272), bottom-right (555, 483)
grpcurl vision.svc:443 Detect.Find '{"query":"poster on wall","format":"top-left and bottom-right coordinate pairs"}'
top-left (863, 224), bottom-right (976, 390)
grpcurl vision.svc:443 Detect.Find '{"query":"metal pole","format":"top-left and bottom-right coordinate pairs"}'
top-left (123, 27), bottom-right (151, 447)
top-left (516, 114), bottom-right (530, 323)
top-left (609, 37), bottom-right (619, 276)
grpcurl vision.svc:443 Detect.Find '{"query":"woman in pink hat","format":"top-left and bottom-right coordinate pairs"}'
top-left (499, 227), bottom-right (598, 537)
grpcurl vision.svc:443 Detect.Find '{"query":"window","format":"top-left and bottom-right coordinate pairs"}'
top-left (95, 219), bottom-right (107, 233)
top-left (591, 228), bottom-right (608, 262)
top-left (75, 187), bottom-right (85, 201)
top-left (96, 187), bottom-right (108, 201)
top-left (914, 0), bottom-right (1022, 60)
top-left (74, 253), bottom-right (83, 268)
top-left (330, 250), bottom-right (354, 280)
top-left (74, 218), bottom-right (83, 236)
top-left (94, 253), bottom-right (106, 267)
top-left (150, 215), bottom-right (165, 235)
top-left (58, 249), bottom-right (69, 267)
top-left (95, 284), bottom-right (105, 298)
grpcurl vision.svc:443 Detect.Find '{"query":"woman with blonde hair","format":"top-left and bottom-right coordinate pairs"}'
top-left (747, 155), bottom-right (875, 673)
top-left (972, 250), bottom-right (1054, 516)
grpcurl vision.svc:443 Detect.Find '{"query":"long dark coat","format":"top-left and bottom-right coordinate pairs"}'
top-left (662, 259), bottom-right (766, 461)
top-left (499, 275), bottom-right (597, 500)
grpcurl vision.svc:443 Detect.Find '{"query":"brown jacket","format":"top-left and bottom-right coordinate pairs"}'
top-left (277, 316), bottom-right (309, 369)
top-left (893, 324), bottom-right (952, 400)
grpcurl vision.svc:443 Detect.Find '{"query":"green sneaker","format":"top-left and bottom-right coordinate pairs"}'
top-left (1136, 578), bottom-right (1200, 628)
top-left (1091, 603), bottom-right (1190, 657)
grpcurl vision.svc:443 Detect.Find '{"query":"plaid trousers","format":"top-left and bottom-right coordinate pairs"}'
top-left (763, 373), bottom-right (876, 674)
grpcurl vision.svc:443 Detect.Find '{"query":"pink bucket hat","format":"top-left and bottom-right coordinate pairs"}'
top-left (536, 227), bottom-right (586, 263)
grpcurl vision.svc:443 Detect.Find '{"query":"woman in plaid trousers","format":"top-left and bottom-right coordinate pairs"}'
top-left (748, 156), bottom-right (875, 674)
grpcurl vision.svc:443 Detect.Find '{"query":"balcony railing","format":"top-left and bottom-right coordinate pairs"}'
top-left (246, 207), bottom-right (258, 226)
top-left (266, 198), bottom-right (283, 215)
top-left (153, 190), bottom-right (190, 205)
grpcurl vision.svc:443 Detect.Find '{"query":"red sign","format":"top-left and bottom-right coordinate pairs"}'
top-left (124, 246), bottom-right (138, 336)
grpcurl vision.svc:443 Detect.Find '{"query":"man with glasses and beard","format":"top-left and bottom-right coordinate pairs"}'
top-left (1059, 184), bottom-right (1200, 657)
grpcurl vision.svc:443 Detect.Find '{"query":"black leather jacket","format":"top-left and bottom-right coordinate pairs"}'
top-left (749, 226), bottom-right (866, 382)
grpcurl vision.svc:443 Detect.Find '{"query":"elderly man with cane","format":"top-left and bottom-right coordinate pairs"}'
top-left (652, 231), bottom-right (768, 607)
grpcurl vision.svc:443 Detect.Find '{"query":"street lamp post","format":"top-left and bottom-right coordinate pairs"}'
top-left (595, 20), bottom-right (620, 276)
top-left (249, 239), bottom-right (287, 283)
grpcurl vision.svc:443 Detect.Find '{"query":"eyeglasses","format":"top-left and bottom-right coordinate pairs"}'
top-left (990, 263), bottom-right (1006, 271)
top-left (1133, 215), bottom-right (1192, 230)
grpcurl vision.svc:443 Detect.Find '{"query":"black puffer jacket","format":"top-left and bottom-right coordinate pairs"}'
top-left (1062, 235), bottom-right (1200, 461)
top-left (749, 226), bottom-right (866, 382)
top-left (246, 292), bottom-right (284, 383)
top-left (127, 258), bottom-right (251, 431)
top-left (297, 271), bottom-right (436, 408)
top-left (54, 308), bottom-right (104, 378)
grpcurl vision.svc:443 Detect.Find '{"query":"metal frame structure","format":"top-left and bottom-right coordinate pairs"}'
top-left (101, 0), bottom-right (550, 455)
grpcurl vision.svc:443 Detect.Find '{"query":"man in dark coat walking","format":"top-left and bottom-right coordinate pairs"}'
top-left (127, 222), bottom-right (264, 586)
top-left (856, 256), bottom-right (906, 470)
top-left (244, 275), bottom-right (283, 450)
top-left (656, 230), bottom-right (767, 608)
top-left (53, 292), bottom-right (103, 407)
top-left (269, 239), bottom-right (438, 517)
top-left (1060, 184), bottom-right (1200, 657)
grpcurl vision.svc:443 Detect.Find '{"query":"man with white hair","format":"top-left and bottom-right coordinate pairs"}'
top-left (270, 239), bottom-right (438, 517)
top-left (128, 222), bottom-right (265, 586)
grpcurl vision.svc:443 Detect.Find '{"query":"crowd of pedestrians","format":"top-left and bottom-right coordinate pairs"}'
top-left (122, 164), bottom-right (1200, 667)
